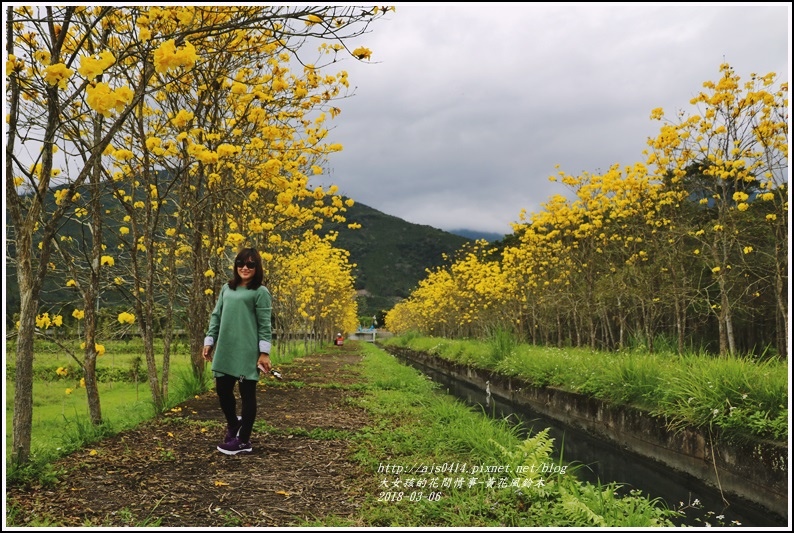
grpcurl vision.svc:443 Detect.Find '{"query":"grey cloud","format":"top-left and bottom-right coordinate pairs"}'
top-left (318, 3), bottom-right (790, 234)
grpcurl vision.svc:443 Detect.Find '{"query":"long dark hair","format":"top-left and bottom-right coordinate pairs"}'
top-left (229, 248), bottom-right (264, 290)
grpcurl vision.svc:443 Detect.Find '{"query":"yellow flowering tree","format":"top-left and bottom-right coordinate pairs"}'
top-left (6, 4), bottom-right (392, 462)
top-left (386, 266), bottom-right (457, 337)
top-left (268, 232), bottom-right (359, 351)
top-left (122, 6), bottom-right (392, 379)
top-left (442, 242), bottom-right (513, 338)
top-left (531, 161), bottom-right (689, 352)
top-left (502, 204), bottom-right (576, 347)
top-left (6, 5), bottom-right (163, 460)
top-left (646, 64), bottom-right (788, 355)
top-left (389, 64), bottom-right (786, 361)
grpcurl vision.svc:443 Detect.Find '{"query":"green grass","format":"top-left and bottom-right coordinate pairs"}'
top-left (5, 379), bottom-right (160, 458)
top-left (653, 353), bottom-right (788, 440)
top-left (303, 342), bottom-right (681, 527)
top-left (5, 337), bottom-right (200, 462)
top-left (380, 334), bottom-right (788, 444)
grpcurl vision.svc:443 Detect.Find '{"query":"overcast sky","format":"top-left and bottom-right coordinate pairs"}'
top-left (314, 2), bottom-right (791, 235)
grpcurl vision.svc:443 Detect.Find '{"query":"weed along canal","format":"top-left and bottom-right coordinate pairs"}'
top-left (383, 345), bottom-right (787, 528)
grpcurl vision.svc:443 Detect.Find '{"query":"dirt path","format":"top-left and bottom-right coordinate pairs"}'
top-left (6, 345), bottom-right (377, 527)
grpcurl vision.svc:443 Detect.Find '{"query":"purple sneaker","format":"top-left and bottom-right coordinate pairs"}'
top-left (224, 416), bottom-right (242, 444)
top-left (217, 437), bottom-right (252, 455)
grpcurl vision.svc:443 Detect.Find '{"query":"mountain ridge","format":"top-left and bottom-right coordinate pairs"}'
top-left (447, 228), bottom-right (505, 242)
top-left (326, 199), bottom-right (476, 319)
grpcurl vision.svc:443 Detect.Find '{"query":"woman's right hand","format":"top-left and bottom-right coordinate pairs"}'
top-left (202, 346), bottom-right (213, 361)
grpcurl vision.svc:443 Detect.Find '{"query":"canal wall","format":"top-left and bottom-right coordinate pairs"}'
top-left (383, 345), bottom-right (788, 520)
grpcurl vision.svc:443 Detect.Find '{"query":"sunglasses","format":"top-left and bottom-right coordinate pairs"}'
top-left (235, 259), bottom-right (257, 269)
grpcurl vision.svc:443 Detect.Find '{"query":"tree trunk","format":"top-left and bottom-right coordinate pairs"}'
top-left (674, 297), bottom-right (684, 355)
top-left (616, 297), bottom-right (625, 350)
top-left (82, 279), bottom-right (102, 425)
top-left (12, 273), bottom-right (36, 465)
top-left (143, 316), bottom-right (164, 410)
top-left (6, 6), bottom-right (33, 464)
top-left (717, 310), bottom-right (728, 356)
top-left (723, 289), bottom-right (736, 356)
top-left (716, 276), bottom-right (731, 355)
top-left (773, 238), bottom-right (788, 358)
top-left (9, 58), bottom-right (60, 464)
top-left (556, 311), bottom-right (563, 348)
top-left (82, 117), bottom-right (105, 426)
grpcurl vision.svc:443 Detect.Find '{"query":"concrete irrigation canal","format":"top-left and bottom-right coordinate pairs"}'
top-left (382, 345), bottom-right (787, 528)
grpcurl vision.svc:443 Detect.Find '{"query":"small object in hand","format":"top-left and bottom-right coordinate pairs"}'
top-left (271, 369), bottom-right (283, 380)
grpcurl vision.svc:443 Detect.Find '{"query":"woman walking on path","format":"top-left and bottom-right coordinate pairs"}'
top-left (203, 248), bottom-right (272, 455)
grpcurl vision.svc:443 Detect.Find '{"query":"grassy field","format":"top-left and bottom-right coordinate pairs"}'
top-left (5, 380), bottom-right (160, 457)
top-left (4, 337), bottom-right (306, 463)
top-left (5, 338), bottom-right (195, 461)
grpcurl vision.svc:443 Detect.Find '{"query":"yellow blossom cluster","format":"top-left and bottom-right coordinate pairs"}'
top-left (78, 50), bottom-right (116, 80)
top-left (54, 189), bottom-right (79, 205)
top-left (225, 233), bottom-right (245, 248)
top-left (171, 109), bottom-right (194, 129)
top-left (352, 47), bottom-right (372, 60)
top-left (36, 313), bottom-right (63, 329)
top-left (117, 312), bottom-right (136, 324)
top-left (153, 39), bottom-right (197, 74)
top-left (43, 63), bottom-right (73, 89)
top-left (86, 82), bottom-right (135, 117)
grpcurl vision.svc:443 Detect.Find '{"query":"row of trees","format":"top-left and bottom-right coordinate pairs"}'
top-left (387, 64), bottom-right (788, 359)
top-left (6, 6), bottom-right (392, 463)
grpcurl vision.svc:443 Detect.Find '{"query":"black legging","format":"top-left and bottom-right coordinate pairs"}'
top-left (215, 374), bottom-right (257, 442)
